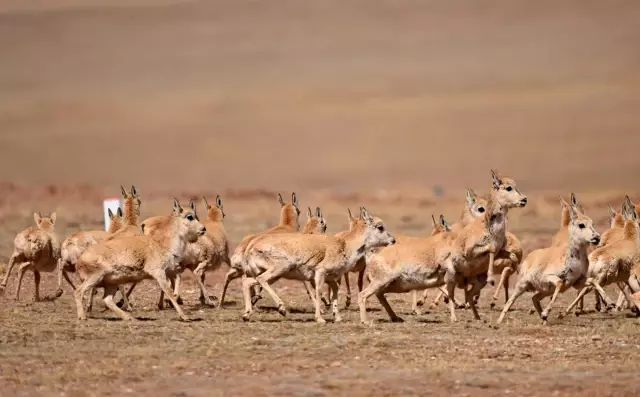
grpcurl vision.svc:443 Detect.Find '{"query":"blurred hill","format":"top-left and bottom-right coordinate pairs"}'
top-left (1, 0), bottom-right (639, 193)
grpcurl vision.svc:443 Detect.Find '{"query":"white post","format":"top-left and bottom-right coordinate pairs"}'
top-left (103, 198), bottom-right (123, 232)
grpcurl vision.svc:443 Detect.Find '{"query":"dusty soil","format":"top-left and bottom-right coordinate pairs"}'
top-left (1, 189), bottom-right (640, 397)
top-left (2, 0), bottom-right (640, 396)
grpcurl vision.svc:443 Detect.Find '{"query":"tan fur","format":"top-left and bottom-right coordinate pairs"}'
top-left (149, 196), bottom-right (232, 308)
top-left (242, 208), bottom-right (395, 323)
top-left (359, 171), bottom-right (526, 323)
top-left (565, 198), bottom-right (640, 316)
top-left (218, 193), bottom-right (301, 309)
top-left (60, 207), bottom-right (124, 286)
top-left (358, 222), bottom-right (457, 323)
top-left (74, 199), bottom-right (206, 321)
top-left (497, 205), bottom-right (601, 325)
top-left (247, 205), bottom-right (329, 309)
top-left (0, 212), bottom-right (63, 301)
top-left (105, 185), bottom-right (142, 240)
top-left (550, 193), bottom-right (584, 247)
top-left (442, 170), bottom-right (527, 321)
top-left (429, 189), bottom-right (524, 310)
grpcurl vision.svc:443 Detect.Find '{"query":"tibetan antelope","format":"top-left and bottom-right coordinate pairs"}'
top-left (242, 208), bottom-right (395, 323)
top-left (497, 203), bottom-right (600, 325)
top-left (564, 196), bottom-right (640, 316)
top-left (74, 199), bottom-right (206, 321)
top-left (218, 193), bottom-right (301, 309)
top-left (0, 212), bottom-right (63, 301)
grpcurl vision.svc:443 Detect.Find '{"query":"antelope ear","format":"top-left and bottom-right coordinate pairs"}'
top-left (202, 196), bottom-right (210, 209)
top-left (131, 185), bottom-right (138, 198)
top-left (307, 206), bottom-right (313, 220)
top-left (189, 199), bottom-right (196, 212)
top-left (117, 207), bottom-right (123, 217)
top-left (173, 198), bottom-right (183, 214)
top-left (34, 212), bottom-right (42, 225)
top-left (466, 189), bottom-right (477, 206)
top-left (108, 208), bottom-right (114, 219)
top-left (347, 208), bottom-right (354, 222)
top-left (277, 193), bottom-right (285, 207)
top-left (558, 196), bottom-right (569, 209)
top-left (431, 214), bottom-right (437, 228)
top-left (491, 169), bottom-right (502, 189)
top-left (50, 212), bottom-right (57, 224)
top-left (569, 203), bottom-right (578, 222)
top-left (216, 195), bottom-right (223, 209)
top-left (360, 207), bottom-right (370, 221)
top-left (316, 207), bottom-right (322, 218)
top-left (607, 204), bottom-right (615, 219)
top-left (570, 192), bottom-right (578, 207)
top-left (291, 192), bottom-right (299, 208)
top-left (121, 185), bottom-right (128, 198)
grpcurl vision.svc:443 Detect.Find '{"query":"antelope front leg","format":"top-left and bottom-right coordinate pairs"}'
top-left (411, 290), bottom-right (421, 315)
top-left (491, 267), bottom-right (513, 309)
top-left (54, 259), bottom-right (64, 298)
top-left (445, 281), bottom-right (457, 323)
top-left (541, 276), bottom-right (565, 323)
top-left (193, 263), bottom-right (215, 307)
top-left (314, 270), bottom-right (328, 323)
top-left (563, 285), bottom-right (592, 317)
top-left (487, 249), bottom-right (497, 286)
top-left (327, 279), bottom-right (343, 322)
top-left (496, 281), bottom-right (528, 325)
top-left (152, 271), bottom-right (189, 321)
top-left (343, 273), bottom-right (352, 309)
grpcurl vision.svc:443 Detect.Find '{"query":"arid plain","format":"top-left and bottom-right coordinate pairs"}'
top-left (1, 1), bottom-right (640, 396)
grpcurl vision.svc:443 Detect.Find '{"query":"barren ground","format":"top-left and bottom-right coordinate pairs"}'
top-left (1, 0), bottom-right (640, 396)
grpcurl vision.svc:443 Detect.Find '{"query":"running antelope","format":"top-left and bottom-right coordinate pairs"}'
top-left (1, 212), bottom-right (63, 302)
top-left (564, 197), bottom-right (640, 316)
top-left (75, 199), bottom-right (206, 321)
top-left (497, 203), bottom-right (601, 325)
top-left (242, 208), bottom-right (395, 323)
top-left (218, 193), bottom-right (301, 309)
top-left (145, 196), bottom-right (231, 308)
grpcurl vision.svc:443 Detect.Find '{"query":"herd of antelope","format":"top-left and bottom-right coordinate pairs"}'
top-left (1, 169), bottom-right (640, 326)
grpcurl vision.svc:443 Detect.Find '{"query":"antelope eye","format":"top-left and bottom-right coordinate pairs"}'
top-left (477, 207), bottom-right (485, 213)
top-left (186, 214), bottom-right (194, 221)
top-left (377, 225), bottom-right (384, 232)
top-left (578, 223), bottom-right (585, 229)
top-left (506, 186), bottom-right (513, 192)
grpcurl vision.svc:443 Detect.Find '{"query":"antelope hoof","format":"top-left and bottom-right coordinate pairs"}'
top-left (54, 288), bottom-right (64, 298)
top-left (200, 296), bottom-right (215, 307)
top-left (334, 316), bottom-right (344, 323)
top-left (251, 294), bottom-right (262, 306)
top-left (277, 304), bottom-right (287, 317)
top-left (78, 315), bottom-right (87, 321)
top-left (345, 296), bottom-right (351, 308)
top-left (391, 316), bottom-right (404, 323)
top-left (558, 312), bottom-right (566, 319)
top-left (595, 302), bottom-right (602, 312)
top-left (443, 297), bottom-right (449, 304)
top-left (541, 311), bottom-right (549, 321)
top-left (411, 310), bottom-right (420, 316)
top-left (176, 296), bottom-right (184, 305)
top-left (321, 297), bottom-right (331, 308)
top-left (416, 299), bottom-right (425, 307)
top-left (528, 308), bottom-right (536, 315)
top-left (316, 317), bottom-right (327, 324)
top-left (242, 311), bottom-right (252, 321)
top-left (490, 302), bottom-right (496, 310)
top-left (489, 280), bottom-right (496, 287)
